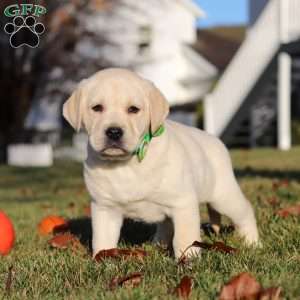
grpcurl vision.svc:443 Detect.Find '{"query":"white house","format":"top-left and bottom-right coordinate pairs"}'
top-left (26, 0), bottom-right (217, 134)
top-left (204, 0), bottom-right (300, 150)
top-left (77, 0), bottom-right (217, 125)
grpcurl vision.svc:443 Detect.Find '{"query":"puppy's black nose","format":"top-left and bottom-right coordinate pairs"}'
top-left (105, 127), bottom-right (124, 141)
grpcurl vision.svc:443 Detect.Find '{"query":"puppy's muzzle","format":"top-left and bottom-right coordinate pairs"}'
top-left (101, 126), bottom-right (129, 158)
top-left (105, 127), bottom-right (123, 141)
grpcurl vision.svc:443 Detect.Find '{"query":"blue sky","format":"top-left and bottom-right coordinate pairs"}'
top-left (194, 0), bottom-right (248, 28)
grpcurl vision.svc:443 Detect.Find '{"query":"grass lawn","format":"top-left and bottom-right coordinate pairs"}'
top-left (0, 147), bottom-right (300, 299)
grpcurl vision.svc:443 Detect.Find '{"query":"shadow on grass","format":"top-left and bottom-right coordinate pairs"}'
top-left (64, 218), bottom-right (233, 254)
top-left (65, 217), bottom-right (156, 252)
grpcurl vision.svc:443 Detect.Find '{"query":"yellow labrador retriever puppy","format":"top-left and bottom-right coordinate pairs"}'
top-left (63, 68), bottom-right (259, 258)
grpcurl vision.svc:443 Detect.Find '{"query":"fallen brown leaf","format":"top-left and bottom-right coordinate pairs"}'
top-left (38, 215), bottom-right (68, 235)
top-left (174, 276), bottom-right (193, 299)
top-left (178, 241), bottom-right (237, 265)
top-left (83, 205), bottom-right (91, 216)
top-left (40, 203), bottom-right (53, 210)
top-left (76, 186), bottom-right (86, 196)
top-left (280, 179), bottom-right (289, 187)
top-left (219, 272), bottom-right (261, 300)
top-left (68, 202), bottom-right (75, 209)
top-left (272, 182), bottom-right (279, 191)
top-left (94, 248), bottom-right (147, 262)
top-left (276, 204), bottom-right (300, 217)
top-left (178, 241), bottom-right (238, 264)
top-left (48, 233), bottom-right (79, 250)
top-left (219, 273), bottom-right (282, 300)
top-left (193, 241), bottom-right (237, 254)
top-left (273, 180), bottom-right (289, 191)
top-left (5, 265), bottom-right (13, 295)
top-left (109, 272), bottom-right (143, 290)
top-left (177, 255), bottom-right (188, 266)
top-left (258, 287), bottom-right (282, 300)
top-left (266, 197), bottom-right (279, 207)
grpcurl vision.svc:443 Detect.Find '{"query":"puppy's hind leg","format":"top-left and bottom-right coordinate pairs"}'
top-left (210, 178), bottom-right (259, 246)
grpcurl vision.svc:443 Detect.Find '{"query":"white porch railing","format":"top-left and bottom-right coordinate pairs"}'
top-left (204, 0), bottom-right (300, 137)
top-left (287, 0), bottom-right (300, 41)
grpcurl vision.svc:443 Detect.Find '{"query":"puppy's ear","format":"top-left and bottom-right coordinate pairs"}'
top-left (63, 80), bottom-right (87, 132)
top-left (146, 81), bottom-right (169, 133)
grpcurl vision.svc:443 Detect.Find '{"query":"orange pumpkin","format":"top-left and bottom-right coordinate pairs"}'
top-left (38, 215), bottom-right (67, 235)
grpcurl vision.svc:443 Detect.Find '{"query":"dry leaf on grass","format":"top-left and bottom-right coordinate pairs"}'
top-left (83, 205), bottom-right (91, 216)
top-left (178, 240), bottom-right (237, 264)
top-left (48, 233), bottom-right (80, 250)
top-left (67, 202), bottom-right (75, 209)
top-left (219, 272), bottom-right (282, 300)
top-left (38, 216), bottom-right (68, 235)
top-left (5, 265), bottom-right (13, 295)
top-left (272, 180), bottom-right (289, 191)
top-left (177, 255), bottom-right (189, 267)
top-left (266, 197), bottom-right (279, 207)
top-left (94, 248), bottom-right (147, 262)
top-left (76, 186), bottom-right (86, 196)
top-left (258, 287), bottom-right (282, 300)
top-left (174, 276), bottom-right (193, 299)
top-left (272, 182), bottom-right (280, 191)
top-left (219, 272), bottom-right (261, 300)
top-left (192, 241), bottom-right (237, 254)
top-left (276, 204), bottom-right (300, 217)
top-left (40, 203), bottom-right (53, 210)
top-left (109, 272), bottom-right (143, 290)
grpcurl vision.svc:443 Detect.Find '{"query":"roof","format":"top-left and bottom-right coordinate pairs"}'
top-left (192, 26), bottom-right (246, 71)
top-left (181, 44), bottom-right (218, 77)
top-left (177, 0), bottom-right (206, 18)
top-left (202, 26), bottom-right (246, 43)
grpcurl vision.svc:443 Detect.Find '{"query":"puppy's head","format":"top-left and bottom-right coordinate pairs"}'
top-left (63, 68), bottom-right (169, 161)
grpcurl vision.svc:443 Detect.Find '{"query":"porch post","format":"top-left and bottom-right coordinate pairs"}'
top-left (277, 52), bottom-right (291, 150)
top-left (279, 0), bottom-right (289, 44)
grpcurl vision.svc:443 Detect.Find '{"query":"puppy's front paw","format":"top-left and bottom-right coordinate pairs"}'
top-left (92, 248), bottom-right (102, 259)
top-left (244, 237), bottom-right (262, 248)
top-left (238, 226), bottom-right (261, 248)
top-left (175, 244), bottom-right (201, 259)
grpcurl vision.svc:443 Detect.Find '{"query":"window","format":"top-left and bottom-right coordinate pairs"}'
top-left (138, 25), bottom-right (152, 55)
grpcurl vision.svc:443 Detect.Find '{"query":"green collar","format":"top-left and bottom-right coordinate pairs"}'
top-left (134, 125), bottom-right (165, 162)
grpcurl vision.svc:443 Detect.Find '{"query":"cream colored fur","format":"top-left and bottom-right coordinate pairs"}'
top-left (63, 68), bottom-right (259, 258)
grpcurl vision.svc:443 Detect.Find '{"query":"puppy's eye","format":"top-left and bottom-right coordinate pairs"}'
top-left (92, 104), bottom-right (104, 112)
top-left (128, 106), bottom-right (140, 114)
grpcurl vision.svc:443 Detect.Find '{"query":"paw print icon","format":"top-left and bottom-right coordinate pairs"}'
top-left (4, 16), bottom-right (45, 48)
